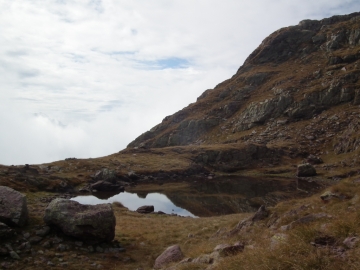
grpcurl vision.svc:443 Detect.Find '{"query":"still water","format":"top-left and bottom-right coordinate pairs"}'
top-left (71, 176), bottom-right (323, 217)
top-left (71, 191), bottom-right (197, 217)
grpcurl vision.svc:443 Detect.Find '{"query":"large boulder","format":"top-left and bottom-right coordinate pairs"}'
top-left (90, 181), bottom-right (125, 192)
top-left (136, 205), bottom-right (154, 214)
top-left (44, 199), bottom-right (115, 243)
top-left (297, 163), bottom-right (317, 177)
top-left (154, 245), bottom-right (184, 269)
top-left (0, 186), bottom-right (29, 227)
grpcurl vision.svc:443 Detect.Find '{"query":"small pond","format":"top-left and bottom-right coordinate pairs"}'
top-left (71, 176), bottom-right (324, 217)
top-left (71, 191), bottom-right (197, 217)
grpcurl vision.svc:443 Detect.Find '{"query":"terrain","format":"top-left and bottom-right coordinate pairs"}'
top-left (1, 11), bottom-right (360, 270)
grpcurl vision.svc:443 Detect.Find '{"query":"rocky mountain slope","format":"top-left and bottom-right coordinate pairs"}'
top-left (127, 11), bottom-right (360, 174)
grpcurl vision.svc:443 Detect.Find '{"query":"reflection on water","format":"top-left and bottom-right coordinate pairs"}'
top-left (71, 192), bottom-right (197, 218)
top-left (72, 176), bottom-right (323, 217)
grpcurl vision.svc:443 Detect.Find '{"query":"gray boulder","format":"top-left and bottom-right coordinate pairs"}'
top-left (297, 163), bottom-right (317, 177)
top-left (0, 186), bottom-right (29, 227)
top-left (154, 245), bottom-right (184, 269)
top-left (44, 199), bottom-right (115, 243)
top-left (136, 205), bottom-right (154, 214)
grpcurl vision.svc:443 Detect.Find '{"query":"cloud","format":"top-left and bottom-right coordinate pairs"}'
top-left (0, 0), bottom-right (359, 165)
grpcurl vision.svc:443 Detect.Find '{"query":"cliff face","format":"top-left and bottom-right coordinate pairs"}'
top-left (127, 12), bottom-right (360, 160)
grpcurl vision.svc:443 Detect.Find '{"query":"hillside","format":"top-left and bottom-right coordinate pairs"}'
top-left (126, 11), bottom-right (360, 176)
top-left (1, 12), bottom-right (360, 270)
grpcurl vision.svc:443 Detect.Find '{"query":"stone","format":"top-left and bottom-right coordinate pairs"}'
top-left (307, 154), bottom-right (323, 164)
top-left (0, 186), bottom-right (29, 227)
top-left (90, 181), bottom-right (125, 192)
top-left (44, 199), bottom-right (116, 244)
top-left (29, 236), bottom-right (43, 244)
top-left (320, 191), bottom-right (343, 201)
top-left (297, 163), bottom-right (316, 177)
top-left (154, 245), bottom-right (184, 269)
top-left (136, 205), bottom-right (154, 214)
top-left (214, 242), bottom-right (244, 256)
top-left (36, 226), bottom-right (51, 237)
top-left (343, 237), bottom-right (359, 249)
top-left (251, 205), bottom-right (269, 222)
top-left (0, 222), bottom-right (14, 239)
top-left (270, 233), bottom-right (288, 250)
top-left (92, 168), bottom-right (118, 183)
top-left (9, 251), bottom-right (20, 260)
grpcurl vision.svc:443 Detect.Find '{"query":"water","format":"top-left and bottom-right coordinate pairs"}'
top-left (71, 191), bottom-right (197, 217)
top-left (71, 176), bottom-right (323, 217)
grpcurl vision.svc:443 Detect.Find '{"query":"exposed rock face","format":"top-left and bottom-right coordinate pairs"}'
top-left (154, 245), bottom-right (184, 269)
top-left (297, 163), bottom-right (317, 177)
top-left (0, 186), bottom-right (28, 227)
top-left (126, 12), bottom-right (360, 163)
top-left (44, 199), bottom-right (116, 244)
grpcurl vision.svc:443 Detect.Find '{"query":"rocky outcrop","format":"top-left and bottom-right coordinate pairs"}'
top-left (194, 144), bottom-right (278, 172)
top-left (154, 245), bottom-right (184, 269)
top-left (297, 163), bottom-right (317, 177)
top-left (44, 199), bottom-right (116, 244)
top-left (0, 186), bottom-right (28, 227)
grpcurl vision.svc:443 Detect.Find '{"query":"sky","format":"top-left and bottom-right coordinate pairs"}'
top-left (0, 0), bottom-right (359, 165)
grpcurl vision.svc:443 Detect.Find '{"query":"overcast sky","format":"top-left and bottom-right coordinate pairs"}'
top-left (0, 0), bottom-right (359, 165)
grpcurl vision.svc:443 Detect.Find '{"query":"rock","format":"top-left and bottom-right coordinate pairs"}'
top-left (251, 205), bottom-right (269, 222)
top-left (44, 199), bottom-right (116, 244)
top-left (343, 237), bottom-right (359, 249)
top-left (214, 242), bottom-right (244, 256)
top-left (92, 168), bottom-right (118, 183)
top-left (270, 233), bottom-right (288, 250)
top-left (154, 245), bottom-right (184, 269)
top-left (0, 222), bottom-right (14, 239)
top-left (36, 226), bottom-right (51, 237)
top-left (307, 154), bottom-right (323, 164)
top-left (320, 191), bottom-right (340, 201)
top-left (0, 186), bottom-right (29, 227)
top-left (9, 251), bottom-right (20, 260)
top-left (136, 205), bottom-right (154, 214)
top-left (297, 163), bottom-right (316, 177)
top-left (90, 181), bottom-right (125, 192)
top-left (29, 236), bottom-right (43, 244)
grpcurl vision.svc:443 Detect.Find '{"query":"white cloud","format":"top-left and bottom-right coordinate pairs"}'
top-left (0, 0), bottom-right (358, 165)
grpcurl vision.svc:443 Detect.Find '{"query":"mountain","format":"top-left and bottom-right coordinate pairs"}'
top-left (125, 11), bottom-right (360, 175)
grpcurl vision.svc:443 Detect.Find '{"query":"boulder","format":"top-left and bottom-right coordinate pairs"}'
top-left (90, 181), bottom-right (125, 192)
top-left (92, 168), bottom-right (118, 183)
top-left (214, 242), bottom-right (244, 256)
top-left (0, 186), bottom-right (29, 227)
top-left (136, 205), bottom-right (154, 214)
top-left (297, 163), bottom-right (317, 177)
top-left (343, 237), bottom-right (359, 249)
top-left (154, 245), bottom-right (184, 269)
top-left (44, 199), bottom-right (115, 243)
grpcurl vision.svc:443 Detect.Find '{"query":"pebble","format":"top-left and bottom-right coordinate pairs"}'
top-left (9, 251), bottom-right (20, 260)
